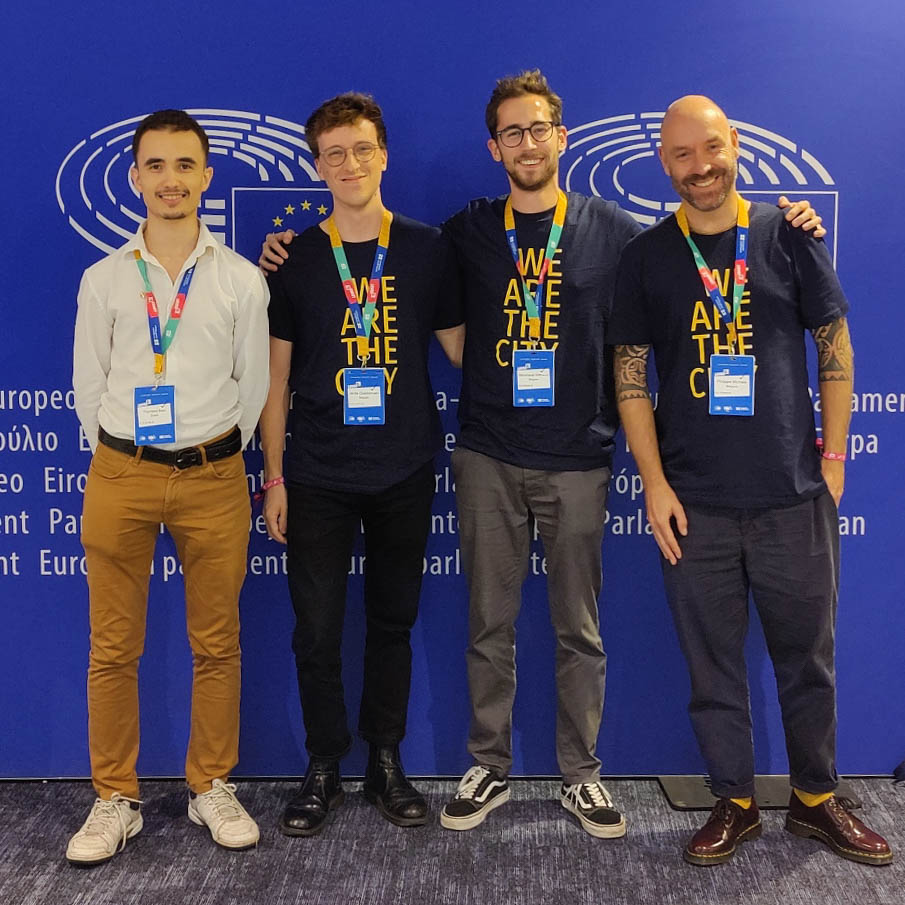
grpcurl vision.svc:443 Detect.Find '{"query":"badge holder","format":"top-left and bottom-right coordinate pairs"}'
top-left (513, 346), bottom-right (555, 407)
top-left (134, 383), bottom-right (176, 444)
top-left (709, 353), bottom-right (755, 416)
top-left (343, 355), bottom-right (386, 425)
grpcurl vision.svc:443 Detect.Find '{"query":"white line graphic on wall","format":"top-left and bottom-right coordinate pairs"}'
top-left (561, 114), bottom-right (839, 262)
top-left (56, 108), bottom-right (330, 262)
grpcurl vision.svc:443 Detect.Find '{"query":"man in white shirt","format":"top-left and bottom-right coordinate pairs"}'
top-left (68, 109), bottom-right (270, 866)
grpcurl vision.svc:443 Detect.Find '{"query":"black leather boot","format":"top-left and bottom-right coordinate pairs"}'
top-left (363, 745), bottom-right (428, 827)
top-left (280, 756), bottom-right (344, 836)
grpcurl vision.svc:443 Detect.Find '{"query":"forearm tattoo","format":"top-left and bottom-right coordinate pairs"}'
top-left (614, 345), bottom-right (651, 402)
top-left (811, 317), bottom-right (854, 383)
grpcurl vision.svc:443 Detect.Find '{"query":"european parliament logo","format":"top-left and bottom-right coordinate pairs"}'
top-left (561, 113), bottom-right (839, 263)
top-left (56, 108), bottom-right (329, 262)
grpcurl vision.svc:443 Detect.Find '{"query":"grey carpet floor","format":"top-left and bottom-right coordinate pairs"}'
top-left (0, 779), bottom-right (902, 905)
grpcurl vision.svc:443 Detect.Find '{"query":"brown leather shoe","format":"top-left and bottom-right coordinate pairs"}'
top-left (684, 798), bottom-right (761, 865)
top-left (786, 794), bottom-right (893, 866)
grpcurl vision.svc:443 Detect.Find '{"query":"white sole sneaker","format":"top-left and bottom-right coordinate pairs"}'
top-left (561, 796), bottom-right (626, 838)
top-left (188, 780), bottom-right (260, 850)
top-left (188, 802), bottom-right (259, 850)
top-left (440, 787), bottom-right (511, 830)
top-left (66, 808), bottom-right (143, 866)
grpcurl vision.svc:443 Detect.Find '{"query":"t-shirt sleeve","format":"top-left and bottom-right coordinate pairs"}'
top-left (266, 261), bottom-right (296, 342)
top-left (440, 209), bottom-right (465, 251)
top-left (607, 237), bottom-right (652, 345)
top-left (788, 226), bottom-right (850, 328)
top-left (602, 207), bottom-right (646, 322)
top-left (432, 233), bottom-right (464, 331)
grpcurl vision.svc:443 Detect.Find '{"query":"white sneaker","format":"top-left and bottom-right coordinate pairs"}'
top-left (66, 794), bottom-right (143, 865)
top-left (188, 779), bottom-right (260, 850)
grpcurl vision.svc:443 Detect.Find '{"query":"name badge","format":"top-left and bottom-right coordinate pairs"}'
top-left (709, 354), bottom-right (755, 416)
top-left (513, 348), bottom-right (555, 407)
top-left (134, 385), bottom-right (176, 445)
top-left (343, 368), bottom-right (386, 425)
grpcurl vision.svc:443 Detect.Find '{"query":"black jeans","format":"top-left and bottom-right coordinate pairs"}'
top-left (661, 492), bottom-right (839, 799)
top-left (286, 462), bottom-right (434, 758)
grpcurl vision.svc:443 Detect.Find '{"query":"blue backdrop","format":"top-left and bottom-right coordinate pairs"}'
top-left (1, 0), bottom-right (903, 779)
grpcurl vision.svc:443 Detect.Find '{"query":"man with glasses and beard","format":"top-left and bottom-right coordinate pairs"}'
top-left (258, 93), bottom-right (463, 836)
top-left (437, 70), bottom-right (639, 837)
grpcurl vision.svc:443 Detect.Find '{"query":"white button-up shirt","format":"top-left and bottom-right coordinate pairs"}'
top-left (73, 221), bottom-right (270, 452)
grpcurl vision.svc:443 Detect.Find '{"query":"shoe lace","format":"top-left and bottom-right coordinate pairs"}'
top-left (825, 795), bottom-right (859, 826)
top-left (202, 780), bottom-right (244, 821)
top-left (712, 798), bottom-right (742, 824)
top-left (581, 781), bottom-right (614, 809)
top-left (456, 766), bottom-right (492, 800)
top-left (82, 794), bottom-right (141, 851)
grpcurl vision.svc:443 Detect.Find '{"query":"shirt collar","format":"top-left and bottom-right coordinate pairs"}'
top-left (121, 218), bottom-right (220, 264)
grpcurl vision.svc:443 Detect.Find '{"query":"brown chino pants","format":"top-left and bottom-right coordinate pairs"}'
top-left (80, 438), bottom-right (250, 799)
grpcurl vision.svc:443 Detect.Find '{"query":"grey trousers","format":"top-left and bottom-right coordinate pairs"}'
top-left (452, 446), bottom-right (611, 784)
top-left (661, 492), bottom-right (839, 799)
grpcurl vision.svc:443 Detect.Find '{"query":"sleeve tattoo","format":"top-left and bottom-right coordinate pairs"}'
top-left (810, 317), bottom-right (853, 383)
top-left (613, 344), bottom-right (652, 402)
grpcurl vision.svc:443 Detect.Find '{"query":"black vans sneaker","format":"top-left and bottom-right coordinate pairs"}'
top-left (440, 765), bottom-right (510, 830)
top-left (560, 780), bottom-right (626, 838)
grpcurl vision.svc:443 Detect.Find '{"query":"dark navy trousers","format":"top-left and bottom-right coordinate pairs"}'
top-left (661, 492), bottom-right (839, 799)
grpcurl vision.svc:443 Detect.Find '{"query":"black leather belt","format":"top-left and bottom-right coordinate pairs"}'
top-left (98, 426), bottom-right (242, 470)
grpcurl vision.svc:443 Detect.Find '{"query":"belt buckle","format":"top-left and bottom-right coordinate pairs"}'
top-left (173, 447), bottom-right (203, 470)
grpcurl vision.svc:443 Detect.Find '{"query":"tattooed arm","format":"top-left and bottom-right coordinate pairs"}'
top-left (614, 344), bottom-right (687, 564)
top-left (811, 316), bottom-right (854, 506)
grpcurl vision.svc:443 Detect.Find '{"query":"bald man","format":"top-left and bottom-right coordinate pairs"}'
top-left (609, 96), bottom-right (892, 867)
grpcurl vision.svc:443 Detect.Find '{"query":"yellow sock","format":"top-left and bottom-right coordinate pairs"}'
top-left (794, 789), bottom-right (834, 807)
top-left (730, 797), bottom-right (753, 809)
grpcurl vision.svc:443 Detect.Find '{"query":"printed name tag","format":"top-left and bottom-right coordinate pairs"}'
top-left (513, 348), bottom-right (555, 407)
top-left (709, 354), bottom-right (755, 416)
top-left (343, 368), bottom-right (386, 425)
top-left (134, 385), bottom-right (176, 445)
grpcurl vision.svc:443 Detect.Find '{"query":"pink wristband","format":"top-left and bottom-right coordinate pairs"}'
top-left (253, 476), bottom-right (285, 502)
top-left (815, 438), bottom-right (846, 461)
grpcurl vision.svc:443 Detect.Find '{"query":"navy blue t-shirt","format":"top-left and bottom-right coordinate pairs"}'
top-left (267, 213), bottom-right (463, 493)
top-left (608, 202), bottom-right (848, 508)
top-left (444, 193), bottom-right (641, 471)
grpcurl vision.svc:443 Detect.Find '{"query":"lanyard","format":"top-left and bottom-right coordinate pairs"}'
top-left (133, 250), bottom-right (196, 376)
top-left (327, 209), bottom-right (393, 364)
top-left (504, 190), bottom-right (567, 342)
top-left (675, 196), bottom-right (749, 353)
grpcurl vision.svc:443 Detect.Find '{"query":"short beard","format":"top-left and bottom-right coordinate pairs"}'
top-left (671, 162), bottom-right (736, 212)
top-left (504, 156), bottom-right (557, 193)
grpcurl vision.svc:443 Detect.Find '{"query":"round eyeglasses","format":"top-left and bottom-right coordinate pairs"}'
top-left (320, 142), bottom-right (380, 167)
top-left (495, 121), bottom-right (559, 148)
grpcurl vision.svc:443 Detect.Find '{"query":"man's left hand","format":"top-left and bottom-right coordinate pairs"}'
top-left (778, 196), bottom-right (826, 238)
